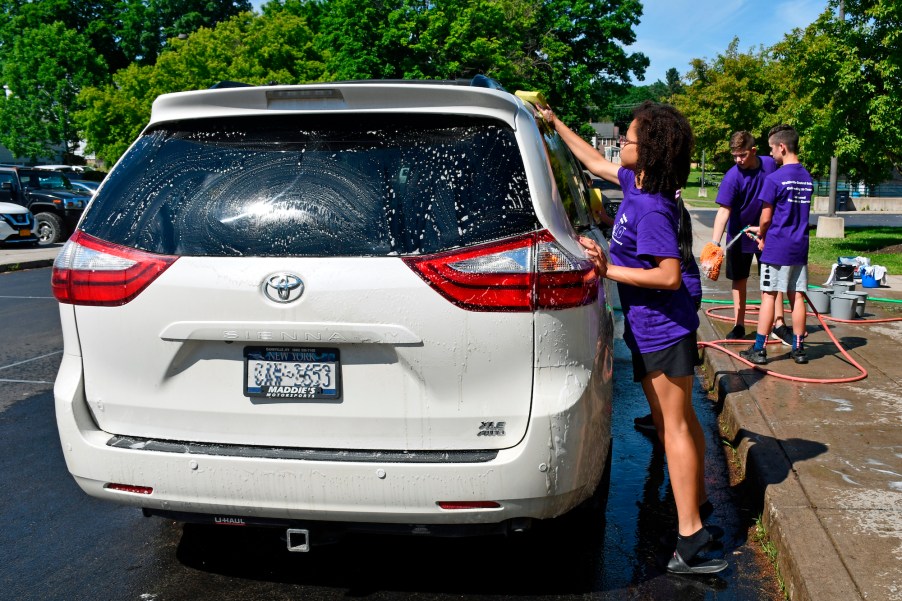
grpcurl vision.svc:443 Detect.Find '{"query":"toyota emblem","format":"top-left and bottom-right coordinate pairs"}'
top-left (262, 273), bottom-right (305, 303)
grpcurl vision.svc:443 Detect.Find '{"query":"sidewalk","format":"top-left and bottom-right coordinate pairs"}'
top-left (0, 244), bottom-right (61, 274)
top-left (690, 209), bottom-right (902, 601)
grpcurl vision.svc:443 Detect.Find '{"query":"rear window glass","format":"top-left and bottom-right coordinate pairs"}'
top-left (79, 113), bottom-right (538, 257)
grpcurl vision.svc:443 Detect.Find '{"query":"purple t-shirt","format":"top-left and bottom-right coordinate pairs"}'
top-left (758, 163), bottom-right (813, 266)
top-left (610, 168), bottom-right (700, 354)
top-left (715, 155), bottom-right (776, 253)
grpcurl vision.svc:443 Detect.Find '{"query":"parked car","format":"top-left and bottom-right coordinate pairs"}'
top-left (51, 78), bottom-right (614, 550)
top-left (35, 164), bottom-right (108, 183)
top-left (0, 167), bottom-right (89, 244)
top-left (68, 179), bottom-right (99, 196)
top-left (35, 164), bottom-right (85, 174)
top-left (0, 201), bottom-right (37, 246)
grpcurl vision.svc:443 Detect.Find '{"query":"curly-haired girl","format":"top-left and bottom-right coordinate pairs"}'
top-left (539, 100), bottom-right (726, 575)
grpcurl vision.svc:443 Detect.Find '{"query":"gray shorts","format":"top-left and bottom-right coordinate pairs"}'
top-left (760, 263), bottom-right (808, 293)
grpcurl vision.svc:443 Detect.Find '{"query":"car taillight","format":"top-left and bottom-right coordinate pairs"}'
top-left (403, 230), bottom-right (598, 312)
top-left (437, 501), bottom-right (501, 510)
top-left (51, 231), bottom-right (177, 306)
top-left (104, 483), bottom-right (153, 495)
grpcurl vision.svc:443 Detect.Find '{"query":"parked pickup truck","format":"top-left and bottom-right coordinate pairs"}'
top-left (0, 166), bottom-right (90, 245)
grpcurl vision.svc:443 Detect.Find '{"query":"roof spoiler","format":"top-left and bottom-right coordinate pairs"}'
top-left (208, 76), bottom-right (507, 91)
top-left (210, 81), bottom-right (254, 89)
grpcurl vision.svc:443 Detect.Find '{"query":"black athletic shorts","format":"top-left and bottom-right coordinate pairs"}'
top-left (632, 332), bottom-right (701, 382)
top-left (725, 242), bottom-right (761, 281)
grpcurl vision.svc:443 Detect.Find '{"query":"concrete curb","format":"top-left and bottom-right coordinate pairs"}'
top-left (0, 257), bottom-right (56, 274)
top-left (698, 315), bottom-right (863, 601)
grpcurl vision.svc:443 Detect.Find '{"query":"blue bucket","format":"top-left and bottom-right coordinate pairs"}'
top-left (862, 273), bottom-right (880, 288)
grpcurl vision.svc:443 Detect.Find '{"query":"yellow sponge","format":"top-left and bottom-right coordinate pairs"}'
top-left (514, 90), bottom-right (548, 108)
top-left (589, 188), bottom-right (604, 215)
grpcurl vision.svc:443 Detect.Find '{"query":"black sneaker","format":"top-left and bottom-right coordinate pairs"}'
top-left (790, 348), bottom-right (808, 364)
top-left (725, 325), bottom-right (746, 340)
top-left (739, 345), bottom-right (767, 365)
top-left (667, 550), bottom-right (728, 575)
top-left (770, 324), bottom-right (792, 347)
top-left (633, 413), bottom-right (656, 433)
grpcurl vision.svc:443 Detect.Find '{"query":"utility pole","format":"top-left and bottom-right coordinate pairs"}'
top-left (699, 150), bottom-right (707, 198)
top-left (816, 0), bottom-right (845, 238)
top-left (827, 0), bottom-right (844, 219)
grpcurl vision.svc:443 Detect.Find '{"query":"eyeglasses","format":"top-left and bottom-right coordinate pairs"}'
top-left (619, 135), bottom-right (637, 147)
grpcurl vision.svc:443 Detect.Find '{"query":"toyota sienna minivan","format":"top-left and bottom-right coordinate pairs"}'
top-left (52, 77), bottom-right (614, 550)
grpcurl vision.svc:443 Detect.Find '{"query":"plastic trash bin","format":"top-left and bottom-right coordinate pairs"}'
top-left (862, 273), bottom-right (880, 288)
top-left (836, 190), bottom-right (850, 211)
top-left (806, 289), bottom-right (832, 313)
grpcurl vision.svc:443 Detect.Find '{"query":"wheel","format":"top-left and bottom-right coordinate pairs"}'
top-left (35, 212), bottom-right (64, 245)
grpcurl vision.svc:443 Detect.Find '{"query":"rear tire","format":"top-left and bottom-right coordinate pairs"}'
top-left (35, 212), bottom-right (64, 245)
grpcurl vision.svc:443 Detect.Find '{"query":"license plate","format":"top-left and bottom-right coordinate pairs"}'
top-left (20, 229), bottom-right (30, 237)
top-left (244, 346), bottom-right (341, 400)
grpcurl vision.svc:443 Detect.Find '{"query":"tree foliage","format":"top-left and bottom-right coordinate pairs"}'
top-left (603, 81), bottom-right (668, 131)
top-left (0, 0), bottom-right (254, 163)
top-left (773, 0), bottom-right (902, 184)
top-left (78, 0), bottom-right (649, 165)
top-left (0, 22), bottom-right (106, 161)
top-left (670, 1), bottom-right (901, 182)
top-left (2, 0), bottom-right (648, 166)
top-left (671, 39), bottom-right (787, 172)
top-left (0, 0), bottom-right (126, 70)
top-left (664, 68), bottom-right (683, 98)
top-left (310, 0), bottom-right (648, 123)
top-left (75, 12), bottom-right (325, 166)
top-left (0, 0), bottom-right (251, 70)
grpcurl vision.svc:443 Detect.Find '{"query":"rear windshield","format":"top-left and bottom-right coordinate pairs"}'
top-left (80, 113), bottom-right (538, 257)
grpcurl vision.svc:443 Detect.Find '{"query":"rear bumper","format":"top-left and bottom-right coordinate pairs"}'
top-left (54, 352), bottom-right (610, 526)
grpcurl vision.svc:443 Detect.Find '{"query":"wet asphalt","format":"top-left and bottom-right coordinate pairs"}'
top-left (0, 267), bottom-right (782, 600)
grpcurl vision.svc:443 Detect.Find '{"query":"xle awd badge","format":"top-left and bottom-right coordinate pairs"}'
top-left (263, 273), bottom-right (304, 303)
top-left (478, 421), bottom-right (506, 436)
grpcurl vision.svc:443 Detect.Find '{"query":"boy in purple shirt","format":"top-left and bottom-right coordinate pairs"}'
top-left (740, 125), bottom-right (813, 365)
top-left (710, 131), bottom-right (776, 339)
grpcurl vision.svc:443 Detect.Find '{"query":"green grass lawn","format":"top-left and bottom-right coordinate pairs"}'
top-left (682, 169), bottom-right (722, 207)
top-left (809, 227), bottom-right (902, 276)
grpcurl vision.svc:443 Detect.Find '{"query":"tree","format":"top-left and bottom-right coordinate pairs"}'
top-left (312, 0), bottom-right (406, 80)
top-left (0, 0), bottom-right (253, 71)
top-left (75, 11), bottom-right (325, 166)
top-left (309, 0), bottom-right (648, 123)
top-left (0, 23), bottom-right (107, 161)
top-left (773, 0), bottom-right (902, 185)
top-left (671, 39), bottom-right (786, 171)
top-left (0, 1), bottom-right (127, 70)
top-left (664, 68), bottom-right (683, 99)
top-left (604, 82), bottom-right (668, 131)
top-left (534, 0), bottom-right (648, 123)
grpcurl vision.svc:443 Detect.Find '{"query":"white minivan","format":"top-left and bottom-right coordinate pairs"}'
top-left (52, 78), bottom-right (614, 549)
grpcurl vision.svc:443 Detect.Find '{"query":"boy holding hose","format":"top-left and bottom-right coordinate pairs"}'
top-left (740, 125), bottom-right (814, 365)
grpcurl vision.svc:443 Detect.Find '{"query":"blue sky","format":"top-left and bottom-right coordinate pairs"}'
top-left (629, 0), bottom-right (830, 84)
top-left (250, 0), bottom-right (829, 85)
